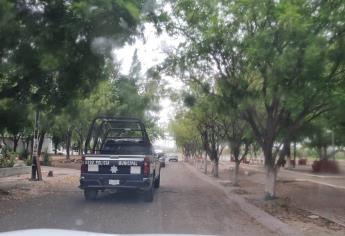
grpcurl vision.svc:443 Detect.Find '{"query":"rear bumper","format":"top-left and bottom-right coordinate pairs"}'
top-left (79, 173), bottom-right (152, 191)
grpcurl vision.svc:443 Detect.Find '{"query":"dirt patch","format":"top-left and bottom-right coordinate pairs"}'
top-left (214, 163), bottom-right (345, 235)
top-left (231, 188), bottom-right (249, 195)
top-left (0, 179), bottom-right (46, 201)
top-left (248, 197), bottom-right (345, 235)
top-left (0, 189), bottom-right (10, 196)
top-left (218, 181), bottom-right (233, 187)
top-left (0, 176), bottom-right (80, 202)
top-left (51, 156), bottom-right (81, 170)
top-left (275, 181), bottom-right (345, 226)
top-left (0, 167), bottom-right (80, 203)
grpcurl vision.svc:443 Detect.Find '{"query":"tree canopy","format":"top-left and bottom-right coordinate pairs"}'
top-left (0, 0), bottom-right (150, 110)
top-left (161, 0), bottom-right (345, 198)
top-left (0, 0), bottom-right (161, 159)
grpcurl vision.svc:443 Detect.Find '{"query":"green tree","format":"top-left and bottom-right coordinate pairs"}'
top-left (0, 0), bottom-right (150, 111)
top-left (304, 93), bottom-right (345, 160)
top-left (169, 114), bottom-right (202, 161)
top-left (48, 65), bottom-right (162, 158)
top-left (129, 49), bottom-right (142, 82)
top-left (221, 112), bottom-right (252, 186)
top-left (0, 99), bottom-right (31, 152)
top-left (162, 0), bottom-right (345, 198)
top-left (186, 89), bottom-right (226, 177)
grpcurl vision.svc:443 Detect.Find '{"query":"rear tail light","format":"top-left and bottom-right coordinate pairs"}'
top-left (143, 157), bottom-right (150, 176)
top-left (81, 156), bottom-right (87, 174)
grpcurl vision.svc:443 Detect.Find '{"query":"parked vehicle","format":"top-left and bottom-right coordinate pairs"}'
top-left (79, 117), bottom-right (160, 202)
top-left (167, 154), bottom-right (178, 162)
top-left (158, 153), bottom-right (166, 167)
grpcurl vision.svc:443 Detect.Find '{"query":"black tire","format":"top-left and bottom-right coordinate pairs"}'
top-left (84, 189), bottom-right (98, 201)
top-left (154, 173), bottom-right (160, 189)
top-left (144, 184), bottom-right (154, 202)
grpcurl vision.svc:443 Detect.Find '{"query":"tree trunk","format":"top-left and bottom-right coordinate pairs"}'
top-left (25, 140), bottom-right (29, 152)
top-left (286, 142), bottom-right (291, 169)
top-left (286, 155), bottom-right (291, 169)
top-left (253, 145), bottom-right (257, 159)
top-left (13, 135), bottom-right (20, 153)
top-left (264, 166), bottom-right (277, 200)
top-left (210, 162), bottom-right (214, 174)
top-left (54, 142), bottom-right (58, 155)
top-left (233, 161), bottom-right (240, 186)
top-left (77, 133), bottom-right (84, 156)
top-left (22, 136), bottom-right (30, 153)
top-left (77, 139), bottom-right (81, 156)
top-left (322, 146), bottom-right (328, 160)
top-left (30, 135), bottom-right (34, 158)
top-left (293, 141), bottom-right (297, 168)
top-left (37, 131), bottom-right (46, 156)
top-left (318, 146), bottom-right (327, 160)
top-left (66, 128), bottom-right (72, 160)
top-left (213, 160), bottom-right (219, 177)
top-left (1, 134), bottom-right (7, 146)
top-left (204, 154), bottom-right (208, 174)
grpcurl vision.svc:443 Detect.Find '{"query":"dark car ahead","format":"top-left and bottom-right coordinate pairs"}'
top-left (79, 117), bottom-right (161, 202)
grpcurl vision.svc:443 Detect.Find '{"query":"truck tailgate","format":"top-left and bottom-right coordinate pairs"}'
top-left (84, 155), bottom-right (145, 175)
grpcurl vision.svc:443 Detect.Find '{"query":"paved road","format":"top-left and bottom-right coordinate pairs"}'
top-left (0, 163), bottom-right (274, 236)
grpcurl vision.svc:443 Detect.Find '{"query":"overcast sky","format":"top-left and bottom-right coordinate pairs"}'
top-left (113, 23), bottom-right (184, 149)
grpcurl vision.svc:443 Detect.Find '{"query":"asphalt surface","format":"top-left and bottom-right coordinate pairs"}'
top-left (0, 163), bottom-right (274, 236)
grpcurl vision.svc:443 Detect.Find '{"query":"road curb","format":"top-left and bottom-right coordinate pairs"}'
top-left (184, 163), bottom-right (303, 236)
top-left (0, 166), bottom-right (31, 178)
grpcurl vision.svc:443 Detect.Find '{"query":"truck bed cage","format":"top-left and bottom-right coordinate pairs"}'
top-left (84, 116), bottom-right (151, 154)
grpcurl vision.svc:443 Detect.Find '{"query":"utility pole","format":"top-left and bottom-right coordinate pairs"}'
top-left (31, 110), bottom-right (42, 181)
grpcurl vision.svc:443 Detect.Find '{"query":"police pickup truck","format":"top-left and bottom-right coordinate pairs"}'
top-left (79, 117), bottom-right (160, 202)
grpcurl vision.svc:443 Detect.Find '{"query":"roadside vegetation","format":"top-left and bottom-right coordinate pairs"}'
top-left (0, 1), bottom-right (162, 164)
top-left (0, 0), bottom-right (345, 201)
top-left (162, 0), bottom-right (345, 199)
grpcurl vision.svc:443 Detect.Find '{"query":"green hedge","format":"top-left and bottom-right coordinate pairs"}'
top-left (0, 152), bottom-right (16, 168)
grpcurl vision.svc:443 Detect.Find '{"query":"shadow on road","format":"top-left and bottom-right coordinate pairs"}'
top-left (73, 189), bottom-right (161, 205)
top-left (97, 190), bottom-right (143, 203)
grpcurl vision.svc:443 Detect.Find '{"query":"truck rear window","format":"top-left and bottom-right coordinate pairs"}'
top-left (84, 117), bottom-right (152, 155)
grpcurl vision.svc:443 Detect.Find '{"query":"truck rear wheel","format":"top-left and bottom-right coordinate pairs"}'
top-left (144, 184), bottom-right (154, 202)
top-left (84, 189), bottom-right (98, 201)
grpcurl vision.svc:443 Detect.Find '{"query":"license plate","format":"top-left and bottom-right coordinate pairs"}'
top-left (109, 179), bottom-right (120, 185)
top-left (130, 166), bottom-right (141, 174)
top-left (88, 164), bottom-right (99, 172)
